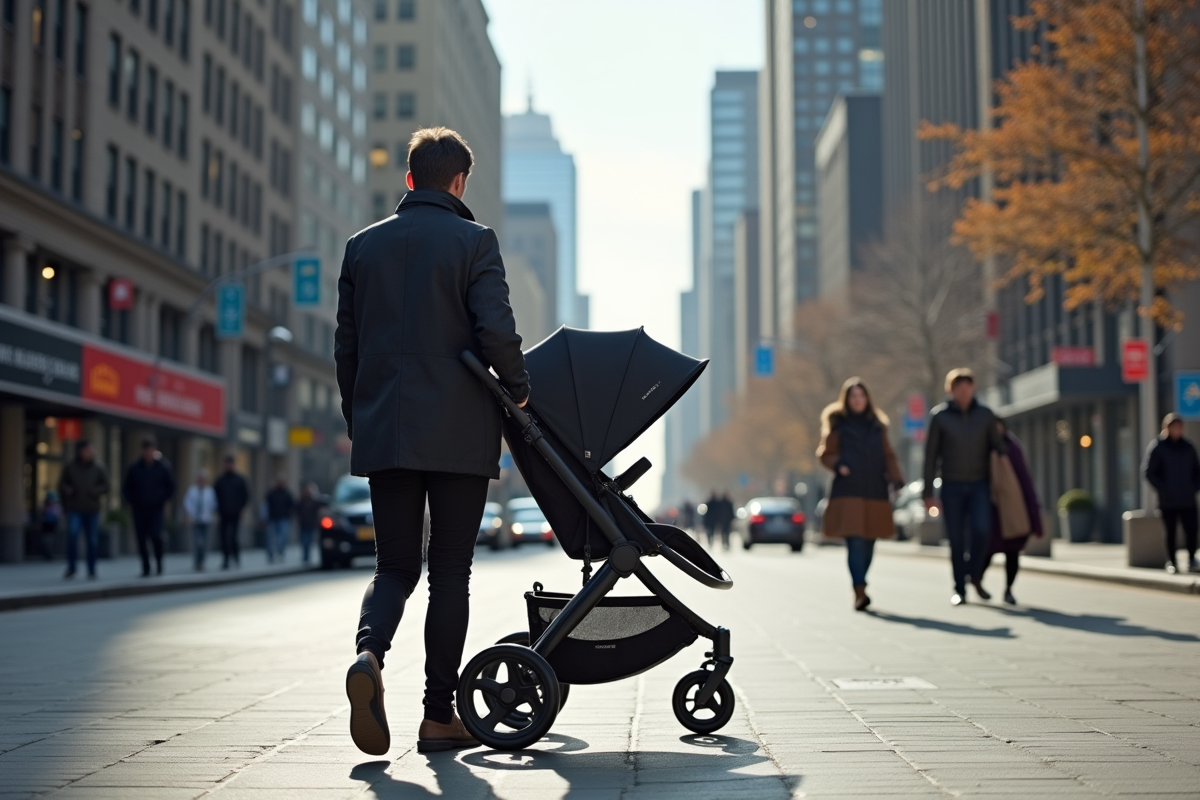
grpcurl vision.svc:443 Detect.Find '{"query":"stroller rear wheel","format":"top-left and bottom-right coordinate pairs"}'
top-left (494, 632), bottom-right (570, 712)
top-left (457, 644), bottom-right (560, 750)
top-left (672, 670), bottom-right (735, 734)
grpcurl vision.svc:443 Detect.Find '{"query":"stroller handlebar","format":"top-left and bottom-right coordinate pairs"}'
top-left (460, 350), bottom-right (531, 424)
top-left (656, 542), bottom-right (734, 589)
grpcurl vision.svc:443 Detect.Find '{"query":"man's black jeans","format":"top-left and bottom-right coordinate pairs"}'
top-left (132, 508), bottom-right (165, 575)
top-left (356, 468), bottom-right (489, 725)
top-left (219, 516), bottom-right (241, 567)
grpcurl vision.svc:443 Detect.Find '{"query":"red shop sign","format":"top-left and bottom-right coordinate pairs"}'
top-left (1052, 346), bottom-right (1095, 368)
top-left (108, 278), bottom-right (135, 310)
top-left (81, 345), bottom-right (225, 436)
top-left (1121, 339), bottom-right (1149, 384)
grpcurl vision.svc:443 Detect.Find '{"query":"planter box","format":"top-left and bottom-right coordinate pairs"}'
top-left (1060, 509), bottom-right (1093, 542)
top-left (1124, 509), bottom-right (1164, 568)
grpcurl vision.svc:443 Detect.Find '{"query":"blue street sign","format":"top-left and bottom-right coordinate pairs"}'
top-left (754, 344), bottom-right (774, 377)
top-left (1177, 371), bottom-right (1200, 420)
top-left (216, 283), bottom-right (245, 339)
top-left (293, 257), bottom-right (321, 307)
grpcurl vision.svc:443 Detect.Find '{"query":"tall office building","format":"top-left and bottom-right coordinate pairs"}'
top-left (814, 93), bottom-right (882, 300)
top-left (759, 0), bottom-right (882, 340)
top-left (367, 0), bottom-right (501, 230)
top-left (503, 101), bottom-right (584, 328)
top-left (0, 0), bottom-right (329, 561)
top-left (663, 190), bottom-right (704, 505)
top-left (733, 209), bottom-right (761, 393)
top-left (502, 201), bottom-right (557, 345)
top-left (697, 71), bottom-right (758, 433)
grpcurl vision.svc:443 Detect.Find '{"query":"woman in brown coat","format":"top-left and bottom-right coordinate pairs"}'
top-left (817, 378), bottom-right (905, 610)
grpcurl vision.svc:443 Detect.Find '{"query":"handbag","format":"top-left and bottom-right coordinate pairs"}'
top-left (990, 451), bottom-right (1033, 539)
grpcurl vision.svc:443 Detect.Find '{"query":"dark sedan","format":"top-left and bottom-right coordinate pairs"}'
top-left (318, 475), bottom-right (375, 569)
top-left (742, 497), bottom-right (806, 552)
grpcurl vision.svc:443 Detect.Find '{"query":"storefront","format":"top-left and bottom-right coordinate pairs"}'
top-left (0, 306), bottom-right (226, 561)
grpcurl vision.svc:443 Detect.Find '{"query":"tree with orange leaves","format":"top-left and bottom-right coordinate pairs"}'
top-left (921, 0), bottom-right (1200, 329)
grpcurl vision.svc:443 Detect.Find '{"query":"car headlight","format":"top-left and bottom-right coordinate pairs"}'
top-left (491, 517), bottom-right (502, 528)
top-left (540, 522), bottom-right (551, 534)
top-left (511, 523), bottom-right (524, 535)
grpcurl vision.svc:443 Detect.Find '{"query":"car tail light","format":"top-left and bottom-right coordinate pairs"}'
top-left (792, 512), bottom-right (805, 524)
top-left (749, 514), bottom-right (766, 525)
top-left (320, 516), bottom-right (334, 530)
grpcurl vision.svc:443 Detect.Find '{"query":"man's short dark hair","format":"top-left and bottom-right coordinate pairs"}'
top-left (407, 127), bottom-right (474, 190)
top-left (141, 437), bottom-right (156, 449)
top-left (76, 439), bottom-right (90, 455)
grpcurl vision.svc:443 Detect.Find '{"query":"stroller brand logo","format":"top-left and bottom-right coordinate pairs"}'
top-left (641, 381), bottom-right (661, 400)
top-left (595, 644), bottom-right (616, 649)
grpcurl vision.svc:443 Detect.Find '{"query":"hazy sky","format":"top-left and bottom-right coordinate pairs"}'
top-left (483, 0), bottom-right (764, 508)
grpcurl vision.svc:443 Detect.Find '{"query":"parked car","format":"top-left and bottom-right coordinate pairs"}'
top-left (318, 475), bottom-right (373, 569)
top-left (505, 497), bottom-right (555, 547)
top-left (477, 502), bottom-right (507, 550)
top-left (892, 478), bottom-right (940, 541)
top-left (742, 496), bottom-right (805, 551)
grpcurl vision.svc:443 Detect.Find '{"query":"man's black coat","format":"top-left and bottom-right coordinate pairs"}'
top-left (334, 189), bottom-right (529, 479)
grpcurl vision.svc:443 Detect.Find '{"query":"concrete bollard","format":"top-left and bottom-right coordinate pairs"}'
top-left (915, 518), bottom-right (943, 546)
top-left (1124, 509), bottom-right (1164, 569)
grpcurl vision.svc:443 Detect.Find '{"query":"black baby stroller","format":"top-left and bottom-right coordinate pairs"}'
top-left (457, 326), bottom-right (735, 751)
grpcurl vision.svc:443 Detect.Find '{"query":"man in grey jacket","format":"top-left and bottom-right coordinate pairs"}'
top-left (923, 368), bottom-right (1005, 606)
top-left (335, 127), bottom-right (529, 757)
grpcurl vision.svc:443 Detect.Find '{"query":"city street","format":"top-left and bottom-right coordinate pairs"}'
top-left (2, 543), bottom-right (1199, 799)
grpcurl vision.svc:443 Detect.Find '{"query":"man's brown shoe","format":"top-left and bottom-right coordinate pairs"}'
top-left (346, 652), bottom-right (389, 755)
top-left (417, 713), bottom-right (480, 753)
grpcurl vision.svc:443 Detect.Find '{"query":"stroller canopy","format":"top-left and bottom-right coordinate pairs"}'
top-left (524, 327), bottom-right (707, 473)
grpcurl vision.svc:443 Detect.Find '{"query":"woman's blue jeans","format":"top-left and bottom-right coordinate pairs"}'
top-left (846, 536), bottom-right (875, 587)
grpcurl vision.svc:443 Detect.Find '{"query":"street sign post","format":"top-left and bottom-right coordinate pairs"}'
top-left (754, 344), bottom-right (774, 378)
top-left (1122, 339), bottom-right (1149, 383)
top-left (293, 257), bottom-right (321, 308)
top-left (216, 283), bottom-right (245, 339)
top-left (1177, 371), bottom-right (1200, 420)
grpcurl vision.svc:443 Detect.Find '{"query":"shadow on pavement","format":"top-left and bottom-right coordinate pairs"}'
top-left (351, 757), bottom-right (495, 799)
top-left (988, 605), bottom-right (1200, 642)
top-left (867, 610), bottom-right (1016, 638)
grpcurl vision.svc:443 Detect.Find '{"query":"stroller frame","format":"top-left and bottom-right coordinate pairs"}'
top-left (457, 351), bottom-right (734, 750)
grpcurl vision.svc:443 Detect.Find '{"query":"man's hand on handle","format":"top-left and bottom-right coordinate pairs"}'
top-left (518, 398), bottom-right (528, 408)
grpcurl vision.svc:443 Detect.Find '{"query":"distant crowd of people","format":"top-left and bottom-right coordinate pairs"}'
top-left (50, 436), bottom-right (324, 579)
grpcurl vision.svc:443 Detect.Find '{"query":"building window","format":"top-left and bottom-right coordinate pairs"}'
top-left (300, 101), bottom-right (315, 135)
top-left (215, 65), bottom-right (225, 124)
top-left (200, 223), bottom-right (209, 272)
top-left (69, 128), bottom-right (83, 200)
top-left (107, 33), bottom-right (121, 106)
top-left (100, 280), bottom-right (131, 342)
top-left (337, 39), bottom-right (349, 73)
top-left (213, 149), bottom-right (223, 206)
top-left (373, 0), bottom-right (384, 20)
top-left (229, 80), bottom-right (239, 137)
top-left (147, 0), bottom-right (158, 29)
top-left (301, 0), bottom-right (314, 25)
top-left (49, 118), bottom-right (63, 190)
top-left (215, 0), bottom-right (225, 36)
top-left (143, 169), bottom-right (155, 239)
top-left (200, 140), bottom-right (210, 196)
top-left (123, 156), bottom-right (137, 229)
top-left (279, 1), bottom-right (291, 52)
top-left (212, 230), bottom-right (223, 273)
top-left (198, 323), bottom-right (218, 372)
top-left (145, 65), bottom-right (158, 134)
top-left (125, 49), bottom-right (140, 121)
top-left (179, 0), bottom-right (190, 59)
top-left (301, 44), bottom-right (315, 80)
top-left (352, 58), bottom-right (365, 90)
top-left (175, 191), bottom-right (186, 257)
top-left (73, 2), bottom-right (86, 75)
top-left (29, 106), bottom-right (43, 181)
top-left (395, 91), bottom-right (414, 119)
top-left (318, 64), bottom-right (332, 99)
top-left (352, 106), bottom-right (364, 137)
top-left (160, 179), bottom-right (172, 247)
top-left (202, 52), bottom-right (211, 112)
top-left (240, 345), bottom-right (259, 411)
top-left (253, 105), bottom-right (263, 157)
top-left (280, 76), bottom-right (291, 123)
top-left (178, 93), bottom-right (189, 157)
top-left (104, 144), bottom-right (118, 218)
top-left (31, 0), bottom-right (45, 48)
top-left (164, 0), bottom-right (175, 45)
top-left (352, 11), bottom-right (364, 43)
top-left (0, 88), bottom-right (8, 164)
top-left (395, 43), bottom-right (413, 70)
top-left (397, 0), bottom-right (413, 20)
top-left (372, 92), bottom-right (385, 120)
top-left (159, 304), bottom-right (183, 361)
top-left (52, 0), bottom-right (65, 59)
top-left (318, 8), bottom-right (331, 44)
top-left (372, 44), bottom-right (385, 72)
top-left (162, 81), bottom-right (174, 148)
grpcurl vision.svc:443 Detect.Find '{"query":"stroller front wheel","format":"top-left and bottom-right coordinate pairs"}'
top-left (672, 670), bottom-right (735, 734)
top-left (495, 632), bottom-right (570, 713)
top-left (457, 644), bottom-right (560, 750)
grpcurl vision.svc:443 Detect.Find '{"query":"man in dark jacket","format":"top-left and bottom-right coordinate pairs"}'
top-left (57, 439), bottom-right (110, 579)
top-left (1143, 413), bottom-right (1200, 573)
top-left (123, 438), bottom-right (176, 577)
top-left (335, 127), bottom-right (529, 757)
top-left (213, 454), bottom-right (249, 569)
top-left (923, 368), bottom-right (1005, 605)
top-left (264, 476), bottom-right (295, 563)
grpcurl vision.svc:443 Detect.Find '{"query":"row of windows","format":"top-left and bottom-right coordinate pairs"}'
top-left (0, 88), bottom-right (85, 202)
top-left (794, 36), bottom-right (856, 55)
top-left (104, 144), bottom-right (188, 259)
top-left (198, 223), bottom-right (258, 281)
top-left (793, 0), bottom-right (853, 15)
top-left (794, 59), bottom-right (857, 77)
top-left (373, 43), bottom-right (414, 72)
top-left (126, 0), bottom-right (192, 61)
top-left (300, 157), bottom-right (363, 225)
top-left (108, 34), bottom-right (192, 160)
top-left (372, 91), bottom-right (415, 120)
top-left (203, 53), bottom-right (266, 157)
top-left (300, 46), bottom-right (366, 107)
top-left (299, 104), bottom-right (366, 184)
top-left (199, 138), bottom-right (265, 233)
top-left (373, 0), bottom-right (414, 22)
top-left (205, 0), bottom-right (293, 55)
top-left (11, 0), bottom-right (90, 76)
top-left (303, 0), bottom-right (365, 46)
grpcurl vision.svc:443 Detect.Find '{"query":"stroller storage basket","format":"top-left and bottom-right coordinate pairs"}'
top-left (526, 591), bottom-right (698, 685)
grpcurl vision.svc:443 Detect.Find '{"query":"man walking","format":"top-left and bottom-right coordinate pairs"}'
top-left (264, 476), bottom-right (295, 563)
top-left (213, 455), bottom-right (249, 569)
top-left (183, 469), bottom-right (218, 571)
top-left (335, 127), bottom-right (528, 756)
top-left (1143, 413), bottom-right (1200, 574)
top-left (123, 438), bottom-right (176, 577)
top-left (57, 439), bottom-right (110, 579)
top-left (923, 369), bottom-right (1004, 605)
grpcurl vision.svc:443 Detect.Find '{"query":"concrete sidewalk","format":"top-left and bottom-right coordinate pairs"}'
top-left (0, 544), bottom-right (314, 611)
top-left (876, 538), bottom-right (1200, 594)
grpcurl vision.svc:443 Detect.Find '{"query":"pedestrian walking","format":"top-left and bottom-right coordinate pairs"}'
top-left (702, 490), bottom-right (719, 548)
top-left (717, 492), bottom-right (735, 550)
top-left (39, 491), bottom-right (63, 561)
top-left (213, 455), bottom-right (249, 569)
top-left (183, 469), bottom-right (218, 571)
top-left (57, 439), bottom-right (110, 579)
top-left (983, 421), bottom-right (1043, 604)
top-left (264, 476), bottom-right (295, 563)
top-left (817, 378), bottom-right (904, 611)
top-left (123, 438), bottom-right (176, 577)
top-left (296, 483), bottom-right (321, 564)
top-left (680, 499), bottom-right (696, 534)
top-left (923, 368), bottom-right (1005, 605)
top-left (1143, 413), bottom-right (1200, 574)
top-left (335, 127), bottom-right (528, 755)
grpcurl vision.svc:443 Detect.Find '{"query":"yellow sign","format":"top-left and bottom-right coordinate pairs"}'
top-left (288, 426), bottom-right (314, 447)
top-left (89, 362), bottom-right (120, 399)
